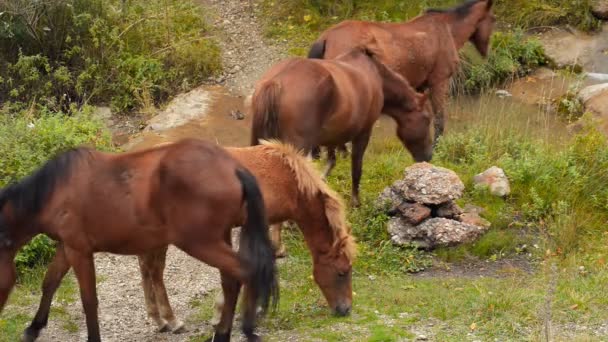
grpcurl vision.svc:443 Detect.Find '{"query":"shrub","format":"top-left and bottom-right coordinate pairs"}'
top-left (0, 0), bottom-right (221, 113)
top-left (454, 30), bottom-right (547, 94)
top-left (0, 106), bottom-right (114, 273)
top-left (434, 113), bottom-right (608, 255)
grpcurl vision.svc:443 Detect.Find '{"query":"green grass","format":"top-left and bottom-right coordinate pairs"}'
top-left (0, 267), bottom-right (78, 342)
top-left (180, 89), bottom-right (608, 340)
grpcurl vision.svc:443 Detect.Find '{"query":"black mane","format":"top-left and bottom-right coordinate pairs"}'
top-left (0, 148), bottom-right (90, 219)
top-left (425, 0), bottom-right (480, 18)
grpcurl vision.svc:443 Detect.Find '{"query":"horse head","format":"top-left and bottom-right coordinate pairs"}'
top-left (312, 233), bottom-right (355, 317)
top-left (395, 89), bottom-right (433, 163)
top-left (470, 0), bottom-right (496, 57)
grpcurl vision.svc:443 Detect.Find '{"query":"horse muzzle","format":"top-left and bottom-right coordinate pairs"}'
top-left (334, 302), bottom-right (352, 317)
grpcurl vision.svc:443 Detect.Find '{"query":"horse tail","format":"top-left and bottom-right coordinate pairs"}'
top-left (307, 39), bottom-right (327, 59)
top-left (250, 81), bottom-right (281, 146)
top-left (235, 167), bottom-right (279, 324)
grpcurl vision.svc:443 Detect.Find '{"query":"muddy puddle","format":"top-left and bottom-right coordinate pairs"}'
top-left (118, 81), bottom-right (571, 153)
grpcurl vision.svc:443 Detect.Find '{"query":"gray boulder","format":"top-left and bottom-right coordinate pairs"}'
top-left (393, 162), bottom-right (464, 205)
top-left (388, 217), bottom-right (489, 250)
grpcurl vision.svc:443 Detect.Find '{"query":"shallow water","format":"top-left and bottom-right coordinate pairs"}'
top-left (119, 82), bottom-right (570, 152)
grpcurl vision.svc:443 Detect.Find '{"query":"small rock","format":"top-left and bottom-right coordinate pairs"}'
top-left (397, 202), bottom-right (431, 225)
top-left (458, 212), bottom-right (491, 228)
top-left (578, 83), bottom-right (608, 103)
top-left (591, 0), bottom-right (608, 20)
top-left (393, 162), bottom-right (465, 205)
top-left (231, 65), bottom-right (241, 74)
top-left (473, 166), bottom-right (511, 197)
top-left (229, 109), bottom-right (245, 120)
top-left (435, 201), bottom-right (463, 219)
top-left (495, 89), bottom-right (512, 98)
top-left (416, 335), bottom-right (428, 341)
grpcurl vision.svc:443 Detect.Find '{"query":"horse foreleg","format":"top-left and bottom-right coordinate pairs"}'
top-left (270, 223), bottom-right (286, 258)
top-left (22, 245), bottom-right (71, 342)
top-left (64, 248), bottom-right (100, 342)
top-left (350, 132), bottom-right (371, 208)
top-left (322, 147), bottom-right (337, 180)
top-left (430, 81), bottom-right (449, 146)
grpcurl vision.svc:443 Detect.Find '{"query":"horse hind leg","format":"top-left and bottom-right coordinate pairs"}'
top-left (150, 248), bottom-right (185, 333)
top-left (322, 147), bottom-right (337, 180)
top-left (23, 245), bottom-right (71, 342)
top-left (176, 239), bottom-right (248, 341)
top-left (138, 247), bottom-right (184, 333)
top-left (270, 223), bottom-right (287, 258)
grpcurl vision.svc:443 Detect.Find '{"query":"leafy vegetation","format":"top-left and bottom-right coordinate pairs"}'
top-left (0, 106), bottom-right (114, 273)
top-left (0, 0), bottom-right (221, 113)
top-left (454, 30), bottom-right (547, 93)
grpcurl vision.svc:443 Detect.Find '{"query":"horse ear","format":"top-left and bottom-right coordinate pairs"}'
top-left (486, 0), bottom-right (493, 9)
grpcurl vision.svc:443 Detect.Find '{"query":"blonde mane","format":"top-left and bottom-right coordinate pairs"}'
top-left (259, 140), bottom-right (357, 261)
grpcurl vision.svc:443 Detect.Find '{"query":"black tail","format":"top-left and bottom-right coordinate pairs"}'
top-left (235, 168), bottom-right (279, 320)
top-left (307, 39), bottom-right (326, 59)
top-left (250, 81), bottom-right (281, 146)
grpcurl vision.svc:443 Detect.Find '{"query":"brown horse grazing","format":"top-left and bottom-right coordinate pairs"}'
top-left (250, 45), bottom-right (433, 207)
top-left (131, 140), bottom-right (356, 333)
top-left (308, 0), bottom-right (496, 145)
top-left (0, 139), bottom-right (278, 342)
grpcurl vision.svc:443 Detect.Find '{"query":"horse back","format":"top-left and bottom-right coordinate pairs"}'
top-left (318, 18), bottom-right (456, 88)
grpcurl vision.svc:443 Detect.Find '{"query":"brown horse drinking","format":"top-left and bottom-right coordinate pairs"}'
top-left (26, 141), bottom-right (356, 336)
top-left (308, 0), bottom-right (496, 144)
top-left (250, 45), bottom-right (433, 207)
top-left (135, 141), bottom-right (356, 332)
top-left (0, 139), bottom-right (278, 342)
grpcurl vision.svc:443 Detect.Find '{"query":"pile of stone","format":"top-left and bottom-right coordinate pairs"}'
top-left (377, 162), bottom-right (491, 250)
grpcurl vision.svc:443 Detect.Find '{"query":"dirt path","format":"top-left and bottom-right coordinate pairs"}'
top-left (37, 1), bottom-right (286, 341)
top-left (201, 0), bottom-right (287, 97)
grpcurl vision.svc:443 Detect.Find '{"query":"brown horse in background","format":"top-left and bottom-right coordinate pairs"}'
top-left (250, 44), bottom-right (433, 207)
top-left (308, 0), bottom-right (496, 145)
top-left (1, 139), bottom-right (278, 342)
top-left (132, 140), bottom-right (356, 333)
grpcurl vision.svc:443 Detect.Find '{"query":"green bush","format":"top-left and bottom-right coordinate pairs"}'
top-left (0, 0), bottom-right (221, 113)
top-left (455, 30), bottom-right (547, 94)
top-left (0, 106), bottom-right (114, 273)
top-left (434, 113), bottom-right (608, 255)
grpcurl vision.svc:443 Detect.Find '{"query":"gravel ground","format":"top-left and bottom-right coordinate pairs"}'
top-left (200, 0), bottom-right (287, 97)
top-left (35, 1), bottom-right (286, 340)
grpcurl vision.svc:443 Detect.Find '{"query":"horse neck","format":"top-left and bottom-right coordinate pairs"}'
top-left (295, 199), bottom-right (338, 261)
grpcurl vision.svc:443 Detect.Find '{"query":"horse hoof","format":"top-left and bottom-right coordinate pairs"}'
top-left (21, 332), bottom-right (37, 342)
top-left (204, 332), bottom-right (231, 342)
top-left (158, 323), bottom-right (172, 333)
top-left (170, 320), bottom-right (186, 334)
top-left (246, 333), bottom-right (262, 342)
top-left (274, 247), bottom-right (287, 258)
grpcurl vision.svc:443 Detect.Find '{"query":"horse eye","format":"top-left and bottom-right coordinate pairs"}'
top-left (338, 271), bottom-right (348, 277)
